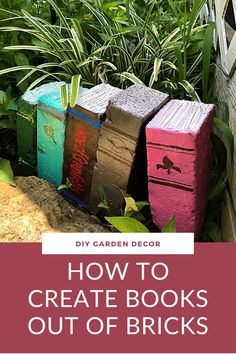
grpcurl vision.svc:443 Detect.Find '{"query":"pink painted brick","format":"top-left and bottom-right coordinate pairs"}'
top-left (146, 100), bottom-right (215, 238)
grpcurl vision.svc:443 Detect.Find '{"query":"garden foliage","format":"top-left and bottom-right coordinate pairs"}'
top-left (0, 0), bottom-right (234, 238)
top-left (0, 0), bottom-right (212, 99)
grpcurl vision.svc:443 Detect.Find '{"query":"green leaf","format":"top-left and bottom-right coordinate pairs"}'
top-left (202, 22), bottom-right (215, 102)
top-left (70, 74), bottom-right (81, 108)
top-left (186, 0), bottom-right (205, 43)
top-left (71, 18), bottom-right (88, 54)
top-left (162, 215), bottom-right (176, 233)
top-left (14, 52), bottom-right (30, 66)
top-left (164, 61), bottom-right (178, 71)
top-left (131, 36), bottom-right (146, 60)
top-left (58, 184), bottom-right (69, 191)
top-left (60, 84), bottom-right (69, 110)
top-left (0, 91), bottom-right (8, 105)
top-left (211, 133), bottom-right (227, 172)
top-left (31, 39), bottom-right (51, 49)
top-left (58, 178), bottom-right (72, 190)
top-left (98, 61), bottom-right (117, 71)
top-left (135, 201), bottom-right (149, 211)
top-left (98, 185), bottom-right (110, 210)
top-left (179, 80), bottom-right (200, 101)
top-left (105, 216), bottom-right (149, 232)
top-left (214, 118), bottom-right (234, 161)
top-left (153, 58), bottom-right (163, 82)
top-left (125, 210), bottom-right (145, 222)
top-left (203, 221), bottom-right (221, 242)
top-left (0, 65), bottom-right (58, 77)
top-left (4, 45), bottom-right (56, 55)
top-left (167, 0), bottom-right (182, 34)
top-left (74, 223), bottom-right (85, 232)
top-left (0, 159), bottom-right (16, 187)
top-left (6, 101), bottom-right (18, 111)
top-left (174, 46), bottom-right (184, 81)
top-left (216, 100), bottom-right (230, 124)
top-left (98, 202), bottom-right (109, 209)
top-left (149, 72), bottom-right (155, 88)
top-left (124, 196), bottom-right (138, 215)
top-left (126, 0), bottom-right (130, 23)
top-left (208, 173), bottom-right (228, 200)
top-left (25, 73), bottom-right (69, 93)
top-left (0, 119), bottom-right (16, 128)
top-left (47, 0), bottom-right (71, 32)
top-left (119, 72), bottom-right (144, 84)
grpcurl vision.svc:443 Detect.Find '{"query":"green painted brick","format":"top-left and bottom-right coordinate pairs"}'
top-left (17, 82), bottom-right (65, 174)
top-left (37, 86), bottom-right (89, 188)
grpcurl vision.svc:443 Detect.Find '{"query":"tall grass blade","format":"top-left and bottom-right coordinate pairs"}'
top-left (119, 72), bottom-right (144, 84)
top-left (207, 173), bottom-right (228, 200)
top-left (202, 22), bottom-right (215, 102)
top-left (214, 118), bottom-right (234, 161)
top-left (167, 0), bottom-right (183, 34)
top-left (153, 58), bottom-right (163, 82)
top-left (60, 84), bottom-right (69, 110)
top-left (46, 0), bottom-right (70, 32)
top-left (187, 0), bottom-right (206, 43)
top-left (126, 0), bottom-right (130, 23)
top-left (70, 74), bottom-right (81, 107)
top-left (71, 18), bottom-right (88, 54)
top-left (179, 80), bottom-right (200, 101)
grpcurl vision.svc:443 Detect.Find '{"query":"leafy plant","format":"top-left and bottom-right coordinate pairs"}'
top-left (0, 0), bottom-right (213, 100)
top-left (98, 185), bottom-right (110, 210)
top-left (105, 216), bottom-right (150, 233)
top-left (104, 192), bottom-right (176, 233)
top-left (58, 177), bottom-right (72, 191)
top-left (74, 223), bottom-right (85, 232)
top-left (208, 117), bottom-right (234, 203)
top-left (101, 190), bottom-right (151, 232)
top-left (0, 0), bottom-right (230, 240)
top-left (0, 88), bottom-right (17, 129)
top-left (0, 158), bottom-right (16, 186)
top-left (105, 214), bottom-right (177, 233)
top-left (201, 110), bottom-right (234, 241)
top-left (60, 74), bottom-right (82, 109)
top-left (162, 215), bottom-right (176, 232)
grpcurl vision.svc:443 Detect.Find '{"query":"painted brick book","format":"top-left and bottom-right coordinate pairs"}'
top-left (63, 84), bottom-right (121, 207)
top-left (17, 82), bottom-right (65, 175)
top-left (37, 86), bottom-right (88, 188)
top-left (89, 84), bottom-right (169, 215)
top-left (146, 100), bottom-right (215, 237)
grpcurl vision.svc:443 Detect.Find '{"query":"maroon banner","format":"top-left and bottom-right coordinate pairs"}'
top-left (0, 243), bottom-right (235, 353)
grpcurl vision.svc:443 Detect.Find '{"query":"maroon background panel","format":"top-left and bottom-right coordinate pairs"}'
top-left (0, 243), bottom-right (235, 353)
